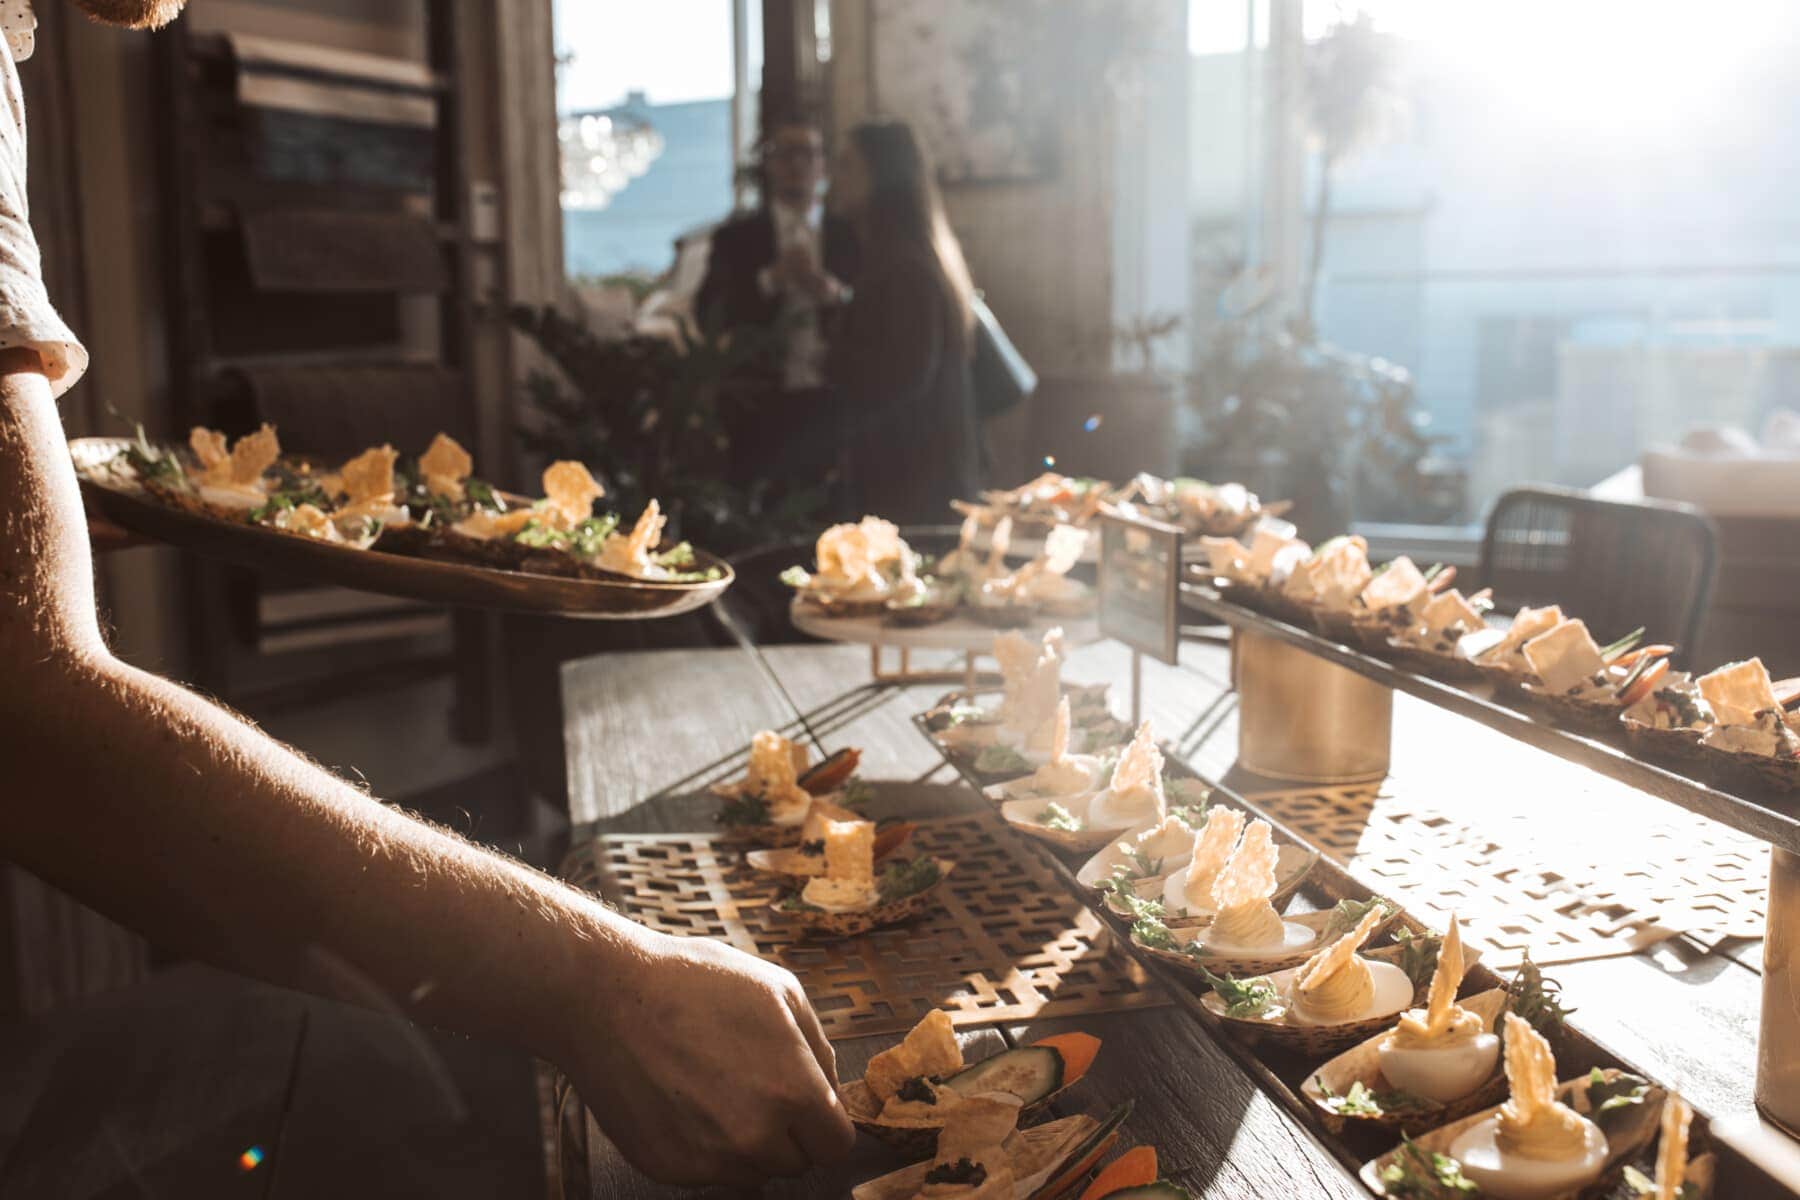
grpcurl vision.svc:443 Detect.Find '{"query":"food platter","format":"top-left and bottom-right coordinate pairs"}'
top-left (790, 596), bottom-right (1100, 653)
top-left (72, 437), bottom-right (732, 620)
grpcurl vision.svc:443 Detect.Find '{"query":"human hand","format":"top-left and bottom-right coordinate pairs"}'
top-left (563, 929), bottom-right (855, 1186)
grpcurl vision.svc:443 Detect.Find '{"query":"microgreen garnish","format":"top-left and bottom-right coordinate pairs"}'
top-left (1585, 1069), bottom-right (1653, 1129)
top-left (1037, 802), bottom-right (1084, 832)
top-left (1194, 964), bottom-right (1277, 1018)
top-left (715, 792), bottom-right (772, 828)
top-left (1378, 1136), bottom-right (1478, 1196)
top-left (1314, 1077), bottom-right (1431, 1117)
top-left (1322, 895), bottom-right (1395, 941)
top-left (974, 745), bottom-right (1032, 775)
top-left (1508, 954), bottom-right (1575, 1034)
top-left (878, 858), bottom-right (941, 901)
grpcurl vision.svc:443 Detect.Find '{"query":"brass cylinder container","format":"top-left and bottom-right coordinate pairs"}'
top-left (1233, 629), bottom-right (1394, 784)
top-left (1759, 846), bottom-right (1800, 1137)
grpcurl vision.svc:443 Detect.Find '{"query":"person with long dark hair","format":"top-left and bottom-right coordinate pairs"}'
top-left (827, 120), bottom-right (983, 524)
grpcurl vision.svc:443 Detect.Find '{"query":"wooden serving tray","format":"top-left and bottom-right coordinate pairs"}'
top-left (910, 701), bottom-right (1784, 1198)
top-left (72, 437), bottom-right (732, 620)
top-left (562, 812), bottom-right (1169, 1041)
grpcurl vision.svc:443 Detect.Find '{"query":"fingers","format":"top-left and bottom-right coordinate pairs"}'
top-left (785, 984), bottom-right (840, 1090)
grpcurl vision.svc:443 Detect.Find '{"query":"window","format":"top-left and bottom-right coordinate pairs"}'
top-left (1189, 0), bottom-right (1800, 528)
top-left (554, 0), bottom-right (763, 281)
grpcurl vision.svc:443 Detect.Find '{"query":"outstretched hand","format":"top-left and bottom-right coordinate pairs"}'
top-left (565, 929), bottom-right (856, 1187)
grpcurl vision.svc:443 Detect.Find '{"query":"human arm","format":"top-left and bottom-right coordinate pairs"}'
top-left (0, 353), bottom-right (853, 1184)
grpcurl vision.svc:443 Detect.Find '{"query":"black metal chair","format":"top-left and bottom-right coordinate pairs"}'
top-left (1478, 485), bottom-right (1719, 664)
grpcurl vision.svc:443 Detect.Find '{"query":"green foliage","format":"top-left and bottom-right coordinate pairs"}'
top-left (508, 304), bottom-right (827, 555)
top-left (1586, 1069), bottom-right (1653, 1131)
top-left (974, 745), bottom-right (1033, 776)
top-left (1508, 954), bottom-right (1576, 1034)
top-left (1314, 1077), bottom-right (1430, 1118)
top-left (1322, 895), bottom-right (1395, 941)
top-left (715, 791), bottom-right (771, 829)
top-left (1037, 802), bottom-right (1084, 832)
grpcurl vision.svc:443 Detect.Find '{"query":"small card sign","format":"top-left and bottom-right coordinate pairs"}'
top-left (1098, 509), bottom-right (1182, 666)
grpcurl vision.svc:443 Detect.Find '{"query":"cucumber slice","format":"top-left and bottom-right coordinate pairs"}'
top-left (1100, 1186), bottom-right (1192, 1200)
top-left (942, 1046), bottom-right (1064, 1105)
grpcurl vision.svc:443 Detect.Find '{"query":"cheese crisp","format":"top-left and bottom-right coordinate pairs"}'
top-left (1698, 658), bottom-right (1780, 726)
top-left (1090, 721), bottom-right (1165, 828)
top-left (1655, 1091), bottom-right (1692, 1200)
top-left (1522, 618), bottom-right (1607, 694)
top-left (1206, 820), bottom-right (1285, 948)
top-left (1495, 1013), bottom-right (1593, 1162)
top-left (190, 427), bottom-right (228, 472)
top-left (542, 460), bottom-right (605, 529)
top-left (801, 817), bottom-right (879, 910)
top-left (1360, 556), bottom-right (1428, 613)
top-left (994, 629), bottom-right (1065, 750)
top-left (1384, 915), bottom-right (1484, 1051)
top-left (419, 432), bottom-right (473, 500)
top-left (1011, 699), bottom-right (1097, 798)
top-left (271, 502), bottom-right (343, 543)
top-left (1416, 589), bottom-right (1485, 640)
top-left (924, 1092), bottom-right (1020, 1199)
top-left (1181, 807), bottom-right (1246, 911)
top-left (740, 730), bottom-right (812, 822)
top-left (1481, 605), bottom-right (1564, 664)
top-left (454, 508), bottom-right (537, 540)
top-left (340, 445), bottom-right (399, 505)
top-left (1295, 906), bottom-right (1385, 1023)
top-left (190, 423), bottom-right (280, 490)
top-left (599, 500), bottom-right (666, 576)
top-left (866, 1010), bottom-right (963, 1103)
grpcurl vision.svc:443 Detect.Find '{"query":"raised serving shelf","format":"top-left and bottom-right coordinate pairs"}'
top-left (1179, 580), bottom-right (1800, 854)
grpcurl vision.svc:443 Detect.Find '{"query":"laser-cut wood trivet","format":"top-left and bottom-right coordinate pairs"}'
top-left (564, 811), bottom-right (1167, 1040)
top-left (1240, 782), bottom-right (1767, 969)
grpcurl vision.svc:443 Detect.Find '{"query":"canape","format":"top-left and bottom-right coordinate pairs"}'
top-left (1197, 907), bottom-right (1417, 1055)
top-left (992, 699), bottom-right (1123, 851)
top-left (1132, 820), bottom-right (1391, 974)
top-left (1471, 605), bottom-right (1565, 689)
top-left (744, 803), bottom-right (913, 888)
top-left (712, 732), bottom-right (858, 845)
top-left (783, 516), bottom-right (922, 617)
top-left (181, 424), bottom-right (282, 518)
top-left (954, 472), bottom-right (1116, 536)
top-left (928, 632), bottom-right (1126, 775)
top-left (776, 813), bottom-right (953, 938)
top-left (837, 1009), bottom-right (1102, 1154)
top-left (850, 1094), bottom-right (1131, 1200)
top-left (1636, 1091), bottom-right (1714, 1200)
top-left (1344, 559), bottom-right (1461, 651)
top-left (1692, 658), bottom-right (1800, 788)
top-left (1514, 619), bottom-right (1671, 732)
top-left (1286, 535), bottom-right (1375, 638)
top-left (1620, 669), bottom-right (1714, 767)
top-left (974, 525), bottom-right (1095, 624)
top-left (1362, 1015), bottom-right (1668, 1200)
top-left (1385, 586), bottom-right (1495, 681)
top-left (1302, 916), bottom-right (1508, 1136)
top-left (1075, 804), bottom-right (1317, 916)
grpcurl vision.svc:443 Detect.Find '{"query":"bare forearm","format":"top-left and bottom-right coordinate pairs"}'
top-left (2, 647), bottom-right (628, 1063)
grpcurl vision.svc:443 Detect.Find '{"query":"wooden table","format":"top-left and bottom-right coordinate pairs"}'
top-left (553, 637), bottom-right (1775, 1198)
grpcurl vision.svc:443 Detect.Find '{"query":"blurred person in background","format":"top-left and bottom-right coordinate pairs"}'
top-left (827, 120), bottom-right (981, 524)
top-left (697, 116), bottom-right (859, 505)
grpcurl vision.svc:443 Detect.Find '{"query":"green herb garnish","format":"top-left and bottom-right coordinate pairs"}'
top-left (1104, 869), bottom-right (1167, 923)
top-left (1322, 895), bottom-right (1395, 941)
top-left (974, 745), bottom-right (1032, 775)
top-left (878, 857), bottom-right (942, 901)
top-left (113, 424), bottom-right (189, 488)
top-left (654, 540), bottom-right (696, 568)
top-left (715, 791), bottom-right (772, 828)
top-left (841, 779), bottom-right (874, 809)
top-left (779, 565), bottom-right (810, 588)
top-left (1132, 914), bottom-right (1181, 951)
top-left (1378, 1136), bottom-right (1478, 1196)
top-left (1390, 927), bottom-right (1445, 993)
top-left (1314, 1077), bottom-right (1432, 1118)
top-left (1194, 964), bottom-right (1278, 1018)
top-left (1585, 1069), bottom-right (1653, 1129)
top-left (1037, 802), bottom-right (1084, 832)
top-left (1508, 955), bottom-right (1575, 1034)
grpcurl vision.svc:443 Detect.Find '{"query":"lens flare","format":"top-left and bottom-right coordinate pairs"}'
top-left (238, 1146), bottom-right (265, 1172)
top-left (1042, 455), bottom-right (1056, 467)
top-left (1083, 415), bottom-right (1102, 432)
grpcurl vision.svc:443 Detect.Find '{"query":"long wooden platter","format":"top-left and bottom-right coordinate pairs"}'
top-left (911, 702), bottom-right (1790, 1197)
top-left (72, 437), bottom-right (732, 620)
top-left (1180, 579), bottom-right (1800, 854)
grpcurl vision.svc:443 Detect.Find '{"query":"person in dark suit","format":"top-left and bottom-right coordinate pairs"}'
top-left (697, 120), bottom-right (859, 501)
top-left (826, 120), bottom-right (982, 525)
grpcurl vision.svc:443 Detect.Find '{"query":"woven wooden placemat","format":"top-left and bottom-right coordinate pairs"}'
top-left (1243, 782), bottom-right (1767, 969)
top-left (564, 810), bottom-right (1167, 1040)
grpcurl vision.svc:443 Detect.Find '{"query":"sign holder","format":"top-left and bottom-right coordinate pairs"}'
top-left (1096, 510), bottom-right (1183, 725)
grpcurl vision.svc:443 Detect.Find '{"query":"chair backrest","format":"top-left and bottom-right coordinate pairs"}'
top-left (1478, 485), bottom-right (1719, 664)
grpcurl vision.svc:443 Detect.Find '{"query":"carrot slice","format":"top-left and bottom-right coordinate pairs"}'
top-left (1033, 1032), bottom-right (1102, 1087)
top-left (1612, 644), bottom-right (1675, 670)
top-left (1080, 1147), bottom-right (1159, 1200)
top-left (1618, 657), bottom-right (1670, 709)
top-left (872, 822), bottom-right (916, 860)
